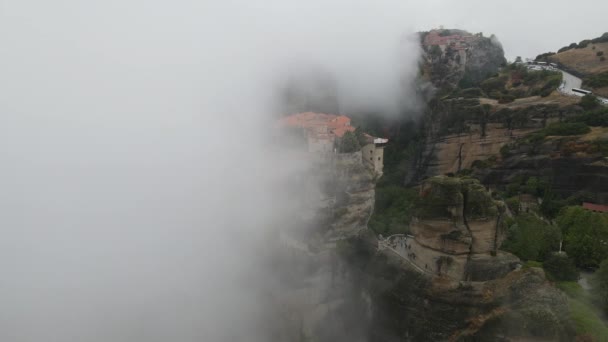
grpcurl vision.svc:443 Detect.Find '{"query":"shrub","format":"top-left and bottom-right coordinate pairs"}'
top-left (337, 131), bottom-right (361, 153)
top-left (535, 52), bottom-right (556, 61)
top-left (540, 88), bottom-right (553, 97)
top-left (543, 122), bottom-right (591, 136)
top-left (505, 197), bottom-right (520, 215)
top-left (584, 72), bottom-right (608, 88)
top-left (502, 213), bottom-right (561, 261)
top-left (580, 94), bottom-right (601, 110)
top-left (558, 206), bottom-right (608, 268)
top-left (480, 76), bottom-right (507, 94)
top-left (567, 108), bottom-right (608, 127)
top-left (578, 40), bottom-right (591, 49)
top-left (598, 259), bottom-right (608, 312)
top-left (597, 51), bottom-right (604, 57)
top-left (500, 144), bottom-right (513, 158)
top-left (543, 253), bottom-right (579, 281)
top-left (368, 186), bottom-right (417, 236)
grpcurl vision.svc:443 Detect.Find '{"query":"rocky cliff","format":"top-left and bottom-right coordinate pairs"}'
top-left (395, 176), bottom-right (518, 281)
top-left (271, 156), bottom-right (575, 341)
top-left (419, 29), bottom-right (506, 92)
top-left (480, 127), bottom-right (608, 202)
top-left (341, 235), bottom-right (575, 341)
top-left (265, 151), bottom-right (377, 341)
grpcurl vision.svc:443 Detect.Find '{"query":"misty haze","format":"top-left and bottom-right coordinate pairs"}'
top-left (2, 1), bottom-right (608, 341)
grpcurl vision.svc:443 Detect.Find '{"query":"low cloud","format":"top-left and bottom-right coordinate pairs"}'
top-left (0, 1), bottom-right (421, 341)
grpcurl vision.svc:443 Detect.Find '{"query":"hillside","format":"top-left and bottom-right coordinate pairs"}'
top-left (549, 42), bottom-right (608, 76)
top-left (364, 28), bottom-right (608, 342)
top-left (544, 33), bottom-right (608, 97)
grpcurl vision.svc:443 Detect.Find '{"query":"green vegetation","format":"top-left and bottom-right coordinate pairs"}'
top-left (598, 260), bottom-right (608, 312)
top-left (543, 122), bottom-right (591, 136)
top-left (567, 108), bottom-right (608, 127)
top-left (556, 281), bottom-right (608, 341)
top-left (505, 196), bottom-right (520, 215)
top-left (584, 72), bottom-right (608, 89)
top-left (535, 52), bottom-right (556, 61)
top-left (480, 75), bottom-right (508, 94)
top-left (580, 94), bottom-right (601, 111)
top-left (523, 260), bottom-right (543, 268)
top-left (556, 33), bottom-right (608, 53)
top-left (368, 186), bottom-right (416, 236)
top-left (363, 118), bottom-right (421, 236)
top-left (478, 65), bottom-right (562, 100)
top-left (558, 206), bottom-right (608, 268)
top-left (543, 253), bottom-right (579, 281)
top-left (415, 176), bottom-right (463, 219)
top-left (336, 131), bottom-right (361, 153)
top-left (501, 213), bottom-right (561, 261)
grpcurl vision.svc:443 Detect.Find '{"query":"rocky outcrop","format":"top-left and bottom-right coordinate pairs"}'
top-left (408, 125), bottom-right (536, 183)
top-left (480, 134), bottom-right (608, 202)
top-left (315, 152), bottom-right (377, 243)
top-left (401, 176), bottom-right (515, 281)
top-left (267, 151), bottom-right (377, 341)
top-left (462, 36), bottom-right (507, 86)
top-left (341, 233), bottom-right (575, 341)
top-left (420, 30), bottom-right (506, 91)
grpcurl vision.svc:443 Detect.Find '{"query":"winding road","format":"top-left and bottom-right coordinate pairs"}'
top-left (559, 70), bottom-right (583, 95)
top-left (559, 69), bottom-right (608, 105)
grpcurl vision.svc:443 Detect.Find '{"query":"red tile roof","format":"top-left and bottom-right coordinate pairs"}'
top-left (278, 112), bottom-right (355, 138)
top-left (583, 202), bottom-right (608, 213)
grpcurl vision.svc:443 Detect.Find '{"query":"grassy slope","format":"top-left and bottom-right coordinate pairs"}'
top-left (557, 281), bottom-right (608, 340)
top-left (549, 42), bottom-right (608, 75)
top-left (549, 42), bottom-right (608, 97)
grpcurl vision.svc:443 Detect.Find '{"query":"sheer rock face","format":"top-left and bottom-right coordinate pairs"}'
top-left (268, 151), bottom-right (377, 342)
top-left (404, 176), bottom-right (515, 281)
top-left (464, 37), bottom-right (507, 85)
top-left (315, 152), bottom-right (376, 243)
top-left (342, 234), bottom-right (575, 342)
top-left (478, 132), bottom-right (608, 202)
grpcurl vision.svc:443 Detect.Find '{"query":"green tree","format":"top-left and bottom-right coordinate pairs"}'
top-left (557, 206), bottom-right (608, 268)
top-left (543, 253), bottom-right (579, 281)
top-left (502, 213), bottom-right (561, 261)
top-left (524, 177), bottom-right (540, 196)
top-left (354, 126), bottom-right (368, 147)
top-left (540, 188), bottom-right (566, 219)
top-left (479, 104), bottom-right (492, 137)
top-left (337, 131), bottom-right (361, 153)
top-left (580, 94), bottom-right (600, 111)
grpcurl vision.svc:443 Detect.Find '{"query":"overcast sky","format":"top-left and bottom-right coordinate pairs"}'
top-left (410, 0), bottom-right (608, 60)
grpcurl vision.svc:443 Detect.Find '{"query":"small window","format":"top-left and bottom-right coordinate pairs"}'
top-left (370, 150), bottom-right (373, 154)
top-left (378, 157), bottom-right (381, 161)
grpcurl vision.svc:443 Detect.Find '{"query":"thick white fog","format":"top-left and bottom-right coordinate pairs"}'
top-left (0, 1), bottom-right (420, 341)
top-left (2, 0), bottom-right (604, 340)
